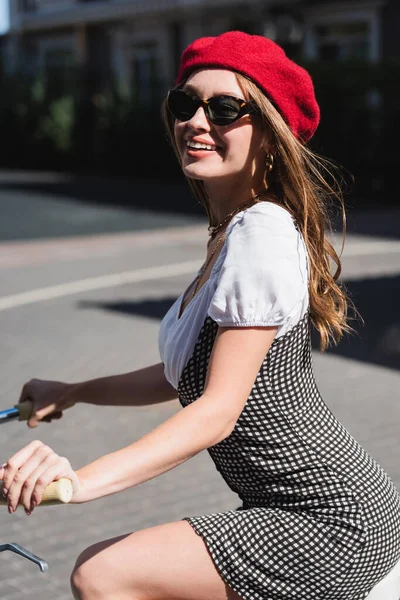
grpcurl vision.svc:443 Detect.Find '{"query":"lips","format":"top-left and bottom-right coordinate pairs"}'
top-left (184, 141), bottom-right (221, 157)
top-left (188, 145), bottom-right (215, 151)
top-left (187, 146), bottom-right (215, 152)
top-left (185, 137), bottom-right (220, 149)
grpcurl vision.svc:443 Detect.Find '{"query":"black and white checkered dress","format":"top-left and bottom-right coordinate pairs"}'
top-left (158, 203), bottom-right (400, 598)
top-left (178, 311), bottom-right (400, 599)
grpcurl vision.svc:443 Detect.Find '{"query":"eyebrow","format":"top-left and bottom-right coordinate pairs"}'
top-left (182, 83), bottom-right (245, 99)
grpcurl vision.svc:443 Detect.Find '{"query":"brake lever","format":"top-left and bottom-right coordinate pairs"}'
top-left (0, 542), bottom-right (48, 572)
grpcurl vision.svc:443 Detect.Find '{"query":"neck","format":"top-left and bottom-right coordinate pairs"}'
top-left (204, 179), bottom-right (268, 226)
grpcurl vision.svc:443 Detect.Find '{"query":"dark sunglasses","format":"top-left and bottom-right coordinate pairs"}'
top-left (167, 89), bottom-right (260, 126)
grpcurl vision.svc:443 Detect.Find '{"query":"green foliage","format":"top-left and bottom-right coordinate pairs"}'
top-left (0, 65), bottom-right (178, 177)
top-left (35, 96), bottom-right (74, 151)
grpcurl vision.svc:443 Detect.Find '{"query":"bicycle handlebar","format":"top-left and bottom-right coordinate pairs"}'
top-left (16, 400), bottom-right (33, 421)
top-left (0, 401), bottom-right (74, 506)
top-left (0, 400), bottom-right (33, 424)
top-left (0, 478), bottom-right (73, 505)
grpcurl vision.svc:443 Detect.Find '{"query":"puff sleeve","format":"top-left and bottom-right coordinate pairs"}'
top-left (207, 203), bottom-right (309, 329)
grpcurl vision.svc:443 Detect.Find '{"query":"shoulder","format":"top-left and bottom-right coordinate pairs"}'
top-left (241, 200), bottom-right (296, 224)
top-left (226, 201), bottom-right (298, 244)
top-left (208, 201), bottom-right (309, 329)
top-left (223, 200), bottom-right (302, 260)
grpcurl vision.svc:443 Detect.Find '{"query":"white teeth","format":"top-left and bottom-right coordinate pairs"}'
top-left (186, 141), bottom-right (216, 151)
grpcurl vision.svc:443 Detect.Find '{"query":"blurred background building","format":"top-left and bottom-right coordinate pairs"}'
top-left (0, 0), bottom-right (399, 206)
top-left (3, 1), bottom-right (399, 91)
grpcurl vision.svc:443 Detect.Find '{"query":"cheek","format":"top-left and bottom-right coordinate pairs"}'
top-left (173, 123), bottom-right (184, 149)
top-left (223, 128), bottom-right (258, 163)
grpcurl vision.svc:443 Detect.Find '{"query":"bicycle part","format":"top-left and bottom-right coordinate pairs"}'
top-left (0, 400), bottom-right (33, 424)
top-left (0, 542), bottom-right (48, 572)
top-left (0, 478), bottom-right (73, 505)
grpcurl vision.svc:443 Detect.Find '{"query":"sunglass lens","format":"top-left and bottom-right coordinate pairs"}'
top-left (168, 90), bottom-right (197, 121)
top-left (209, 97), bottom-right (242, 125)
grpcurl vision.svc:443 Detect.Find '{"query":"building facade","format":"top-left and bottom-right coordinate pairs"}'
top-left (2, 0), bottom-right (399, 102)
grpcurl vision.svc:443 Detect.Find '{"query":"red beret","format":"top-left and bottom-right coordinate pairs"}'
top-left (176, 31), bottom-right (320, 143)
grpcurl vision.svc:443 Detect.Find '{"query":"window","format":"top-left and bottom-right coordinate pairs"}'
top-left (304, 2), bottom-right (383, 63)
top-left (316, 21), bottom-right (370, 60)
top-left (131, 42), bottom-right (160, 106)
top-left (37, 36), bottom-right (76, 95)
top-left (44, 48), bottom-right (76, 95)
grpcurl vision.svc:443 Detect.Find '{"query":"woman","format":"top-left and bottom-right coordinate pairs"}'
top-left (1, 31), bottom-right (400, 600)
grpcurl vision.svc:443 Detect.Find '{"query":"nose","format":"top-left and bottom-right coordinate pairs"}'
top-left (187, 105), bottom-right (211, 131)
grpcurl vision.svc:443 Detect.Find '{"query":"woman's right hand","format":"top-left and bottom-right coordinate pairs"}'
top-left (18, 378), bottom-right (77, 428)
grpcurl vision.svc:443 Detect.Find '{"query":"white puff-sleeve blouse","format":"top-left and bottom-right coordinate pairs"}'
top-left (158, 201), bottom-right (310, 389)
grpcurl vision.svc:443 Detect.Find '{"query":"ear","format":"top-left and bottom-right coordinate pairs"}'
top-left (261, 133), bottom-right (273, 155)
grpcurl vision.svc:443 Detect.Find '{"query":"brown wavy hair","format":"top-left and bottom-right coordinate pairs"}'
top-left (161, 72), bottom-right (359, 351)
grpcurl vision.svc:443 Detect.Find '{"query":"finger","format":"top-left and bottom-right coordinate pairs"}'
top-left (3, 440), bottom-right (43, 490)
top-left (35, 403), bottom-right (58, 421)
top-left (30, 457), bottom-right (75, 507)
top-left (7, 444), bottom-right (54, 513)
top-left (11, 448), bottom-right (56, 511)
top-left (19, 454), bottom-right (60, 512)
top-left (0, 462), bottom-right (7, 482)
top-left (42, 411), bottom-right (63, 423)
top-left (27, 402), bottom-right (58, 428)
top-left (3, 441), bottom-right (49, 507)
top-left (30, 410), bottom-right (63, 427)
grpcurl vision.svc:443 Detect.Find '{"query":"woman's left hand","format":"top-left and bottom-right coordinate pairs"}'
top-left (0, 440), bottom-right (81, 514)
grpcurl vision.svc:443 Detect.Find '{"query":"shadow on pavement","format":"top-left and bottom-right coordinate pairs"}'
top-left (312, 274), bottom-right (400, 371)
top-left (0, 173), bottom-right (203, 215)
top-left (0, 171), bottom-right (399, 239)
top-left (0, 172), bottom-right (206, 240)
top-left (331, 207), bottom-right (400, 240)
top-left (78, 272), bottom-right (400, 372)
top-left (78, 298), bottom-right (176, 322)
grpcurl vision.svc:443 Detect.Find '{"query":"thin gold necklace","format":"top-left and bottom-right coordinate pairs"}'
top-left (208, 188), bottom-right (269, 238)
top-left (188, 189), bottom-right (269, 304)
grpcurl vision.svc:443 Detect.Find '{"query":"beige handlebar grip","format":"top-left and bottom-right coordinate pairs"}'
top-left (0, 478), bottom-right (73, 506)
top-left (15, 400), bottom-right (33, 421)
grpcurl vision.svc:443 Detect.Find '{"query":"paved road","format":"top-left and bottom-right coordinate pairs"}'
top-left (0, 170), bottom-right (205, 241)
top-left (0, 172), bottom-right (399, 599)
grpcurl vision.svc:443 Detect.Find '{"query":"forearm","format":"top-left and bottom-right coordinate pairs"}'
top-left (70, 363), bottom-right (177, 407)
top-left (73, 397), bottom-right (231, 503)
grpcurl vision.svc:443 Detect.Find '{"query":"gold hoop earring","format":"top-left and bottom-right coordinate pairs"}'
top-left (265, 154), bottom-right (274, 173)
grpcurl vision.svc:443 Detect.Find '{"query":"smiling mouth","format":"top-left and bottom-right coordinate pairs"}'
top-left (185, 141), bottom-right (218, 152)
top-left (187, 147), bottom-right (216, 153)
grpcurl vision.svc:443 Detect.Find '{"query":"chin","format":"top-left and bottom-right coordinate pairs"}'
top-left (182, 164), bottom-right (207, 180)
top-left (183, 163), bottom-right (225, 181)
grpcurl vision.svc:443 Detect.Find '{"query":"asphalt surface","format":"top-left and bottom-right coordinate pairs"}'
top-left (0, 170), bottom-right (399, 599)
